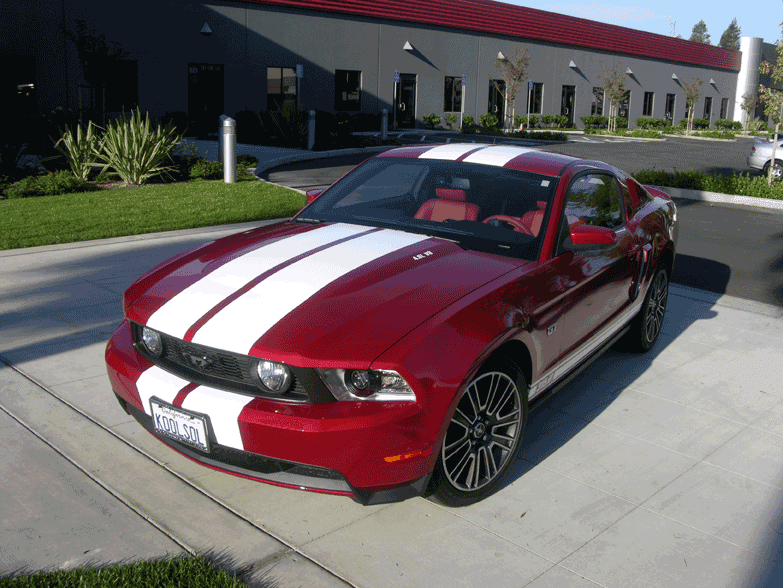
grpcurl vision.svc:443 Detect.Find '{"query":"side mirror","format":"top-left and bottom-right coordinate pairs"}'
top-left (305, 189), bottom-right (324, 204)
top-left (564, 224), bottom-right (617, 250)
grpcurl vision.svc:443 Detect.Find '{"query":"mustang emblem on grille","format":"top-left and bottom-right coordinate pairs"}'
top-left (186, 354), bottom-right (213, 369)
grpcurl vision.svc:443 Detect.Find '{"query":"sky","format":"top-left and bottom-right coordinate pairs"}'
top-left (502, 0), bottom-right (782, 45)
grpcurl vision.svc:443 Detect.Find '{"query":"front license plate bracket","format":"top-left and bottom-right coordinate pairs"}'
top-left (150, 397), bottom-right (210, 453)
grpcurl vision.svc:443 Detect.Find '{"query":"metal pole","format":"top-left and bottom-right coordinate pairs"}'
top-left (308, 110), bottom-right (315, 150)
top-left (218, 114), bottom-right (229, 164)
top-left (222, 117), bottom-right (236, 184)
top-left (381, 108), bottom-right (388, 140)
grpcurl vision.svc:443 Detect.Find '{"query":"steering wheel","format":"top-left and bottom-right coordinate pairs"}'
top-left (482, 215), bottom-right (532, 235)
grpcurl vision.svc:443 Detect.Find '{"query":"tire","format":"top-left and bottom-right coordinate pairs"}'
top-left (430, 358), bottom-right (528, 507)
top-left (763, 160), bottom-right (783, 181)
top-left (626, 266), bottom-right (669, 352)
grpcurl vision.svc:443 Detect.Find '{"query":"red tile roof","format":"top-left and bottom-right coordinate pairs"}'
top-left (236, 0), bottom-right (741, 71)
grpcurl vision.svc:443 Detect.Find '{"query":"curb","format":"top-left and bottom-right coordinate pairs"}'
top-left (649, 185), bottom-right (783, 211)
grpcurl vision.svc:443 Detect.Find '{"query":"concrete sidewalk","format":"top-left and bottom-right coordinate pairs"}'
top-left (2, 218), bottom-right (783, 587)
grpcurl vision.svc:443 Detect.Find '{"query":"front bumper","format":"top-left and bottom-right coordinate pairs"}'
top-left (106, 320), bottom-right (437, 504)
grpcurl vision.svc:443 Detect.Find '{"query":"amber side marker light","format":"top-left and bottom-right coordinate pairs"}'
top-left (384, 447), bottom-right (433, 463)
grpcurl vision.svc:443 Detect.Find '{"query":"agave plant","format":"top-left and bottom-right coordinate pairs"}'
top-left (93, 108), bottom-right (182, 185)
top-left (53, 121), bottom-right (101, 182)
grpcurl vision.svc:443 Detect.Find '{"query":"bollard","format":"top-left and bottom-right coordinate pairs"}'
top-left (222, 117), bottom-right (236, 184)
top-left (218, 114), bottom-right (229, 164)
top-left (308, 110), bottom-right (315, 150)
top-left (381, 109), bottom-right (388, 140)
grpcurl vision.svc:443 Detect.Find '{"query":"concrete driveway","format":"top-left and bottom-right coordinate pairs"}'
top-left (2, 220), bottom-right (783, 587)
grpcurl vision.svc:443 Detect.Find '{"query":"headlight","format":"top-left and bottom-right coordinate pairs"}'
top-left (141, 326), bottom-right (163, 357)
top-left (255, 360), bottom-right (292, 393)
top-left (316, 368), bottom-right (415, 402)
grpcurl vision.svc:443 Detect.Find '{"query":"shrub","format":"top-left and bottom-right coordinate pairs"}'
top-left (513, 114), bottom-right (525, 128)
top-left (236, 154), bottom-right (259, 167)
top-left (159, 111), bottom-right (189, 137)
top-left (541, 114), bottom-right (554, 127)
top-left (265, 102), bottom-right (308, 149)
top-left (93, 108), bottom-right (182, 185)
top-left (632, 168), bottom-right (783, 200)
top-left (699, 130), bottom-right (736, 140)
top-left (423, 113), bottom-right (442, 129)
top-left (581, 115), bottom-right (608, 129)
top-left (553, 115), bottom-right (570, 128)
top-left (716, 119), bottom-right (742, 130)
top-left (526, 115), bottom-right (539, 127)
top-left (5, 170), bottom-right (88, 198)
top-left (189, 159), bottom-right (223, 180)
top-left (510, 130), bottom-right (568, 141)
top-left (349, 113), bottom-right (379, 132)
top-left (637, 117), bottom-right (666, 129)
top-left (233, 110), bottom-right (264, 144)
top-left (445, 113), bottom-right (457, 130)
top-left (692, 118), bottom-right (710, 130)
top-left (478, 113), bottom-right (498, 128)
top-left (749, 118), bottom-right (769, 132)
top-left (462, 115), bottom-right (474, 128)
top-left (53, 121), bottom-right (101, 181)
top-left (628, 129), bottom-right (663, 138)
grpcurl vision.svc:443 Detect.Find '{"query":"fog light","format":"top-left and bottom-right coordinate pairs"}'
top-left (141, 326), bottom-right (163, 357)
top-left (255, 360), bottom-right (292, 393)
top-left (350, 370), bottom-right (370, 390)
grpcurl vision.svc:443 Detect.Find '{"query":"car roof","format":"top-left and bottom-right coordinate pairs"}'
top-left (376, 143), bottom-right (581, 177)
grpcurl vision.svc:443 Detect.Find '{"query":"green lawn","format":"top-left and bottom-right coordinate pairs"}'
top-left (0, 179), bottom-right (306, 250)
top-left (0, 556), bottom-right (249, 587)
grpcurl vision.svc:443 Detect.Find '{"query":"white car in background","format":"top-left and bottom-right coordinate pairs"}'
top-left (748, 135), bottom-right (783, 179)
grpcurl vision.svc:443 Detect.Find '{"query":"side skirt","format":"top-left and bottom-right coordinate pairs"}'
top-left (529, 325), bottom-right (630, 413)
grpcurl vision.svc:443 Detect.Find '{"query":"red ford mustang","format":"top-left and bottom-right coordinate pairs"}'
top-left (106, 144), bottom-right (678, 506)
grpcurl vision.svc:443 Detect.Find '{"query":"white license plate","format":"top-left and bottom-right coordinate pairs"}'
top-left (150, 398), bottom-right (210, 453)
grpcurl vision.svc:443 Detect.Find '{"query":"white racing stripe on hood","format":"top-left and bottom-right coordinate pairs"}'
top-left (462, 145), bottom-right (536, 167)
top-left (192, 229), bottom-right (430, 354)
top-left (136, 366), bottom-right (191, 416)
top-left (418, 144), bottom-right (482, 161)
top-left (181, 387), bottom-right (251, 451)
top-left (146, 223), bottom-right (371, 339)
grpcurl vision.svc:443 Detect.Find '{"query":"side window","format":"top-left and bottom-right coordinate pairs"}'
top-left (563, 174), bottom-right (624, 229)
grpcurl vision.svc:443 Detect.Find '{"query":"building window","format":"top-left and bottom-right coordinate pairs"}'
top-left (267, 67), bottom-right (297, 110)
top-left (335, 70), bottom-right (361, 111)
top-left (665, 93), bottom-right (676, 122)
top-left (591, 87), bottom-right (604, 116)
top-left (444, 76), bottom-right (463, 112)
top-left (720, 98), bottom-right (729, 119)
top-left (703, 96), bottom-right (712, 122)
top-left (642, 92), bottom-right (654, 117)
top-left (529, 82), bottom-right (543, 114)
top-left (618, 90), bottom-right (630, 120)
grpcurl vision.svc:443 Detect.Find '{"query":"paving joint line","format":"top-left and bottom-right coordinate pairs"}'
top-left (0, 357), bottom-right (358, 588)
top-left (0, 401), bottom-right (196, 558)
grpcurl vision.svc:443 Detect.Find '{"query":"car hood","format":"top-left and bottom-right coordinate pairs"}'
top-left (126, 222), bottom-right (525, 365)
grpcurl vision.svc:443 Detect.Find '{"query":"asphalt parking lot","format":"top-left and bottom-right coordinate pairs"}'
top-left (3, 213), bottom-right (783, 587)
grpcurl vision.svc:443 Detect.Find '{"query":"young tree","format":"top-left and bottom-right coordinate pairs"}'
top-left (741, 92), bottom-right (759, 131)
top-left (61, 16), bottom-right (129, 124)
top-left (682, 78), bottom-right (704, 135)
top-left (689, 20), bottom-right (711, 44)
top-left (718, 18), bottom-right (741, 50)
top-left (492, 46), bottom-right (530, 132)
top-left (600, 62), bottom-right (627, 132)
top-left (758, 37), bottom-right (783, 184)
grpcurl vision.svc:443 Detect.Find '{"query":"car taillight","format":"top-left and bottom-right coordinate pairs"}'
top-left (752, 147), bottom-right (756, 152)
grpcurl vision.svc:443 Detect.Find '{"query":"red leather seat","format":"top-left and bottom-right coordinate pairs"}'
top-left (414, 188), bottom-right (479, 222)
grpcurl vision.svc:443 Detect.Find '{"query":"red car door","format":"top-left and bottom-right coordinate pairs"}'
top-left (550, 172), bottom-right (642, 360)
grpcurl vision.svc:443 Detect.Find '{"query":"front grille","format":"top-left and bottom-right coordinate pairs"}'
top-left (130, 322), bottom-right (318, 401)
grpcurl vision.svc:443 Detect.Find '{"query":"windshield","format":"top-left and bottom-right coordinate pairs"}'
top-left (298, 157), bottom-right (557, 261)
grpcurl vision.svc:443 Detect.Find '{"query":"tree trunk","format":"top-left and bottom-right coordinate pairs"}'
top-left (769, 122), bottom-right (780, 186)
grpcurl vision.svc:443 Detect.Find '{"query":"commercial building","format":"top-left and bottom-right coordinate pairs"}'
top-left (2, 0), bottom-right (778, 132)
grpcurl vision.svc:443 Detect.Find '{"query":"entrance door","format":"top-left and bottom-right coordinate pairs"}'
top-left (395, 74), bottom-right (417, 129)
top-left (703, 96), bottom-right (713, 125)
top-left (561, 85), bottom-right (575, 127)
top-left (489, 80), bottom-right (505, 127)
top-left (188, 63), bottom-right (224, 138)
